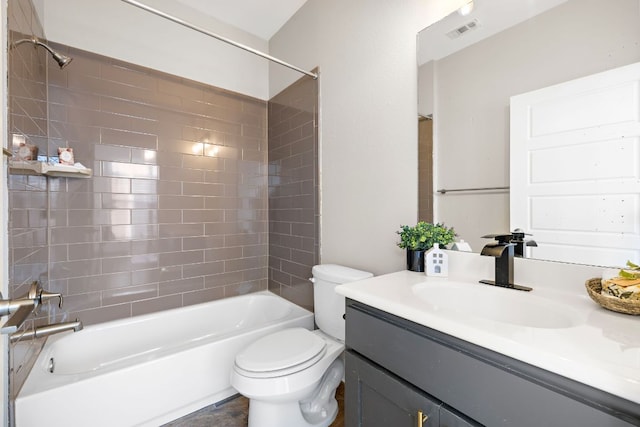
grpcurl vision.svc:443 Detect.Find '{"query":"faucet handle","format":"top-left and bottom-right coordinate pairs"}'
top-left (511, 228), bottom-right (533, 241)
top-left (38, 290), bottom-right (63, 309)
top-left (481, 233), bottom-right (513, 244)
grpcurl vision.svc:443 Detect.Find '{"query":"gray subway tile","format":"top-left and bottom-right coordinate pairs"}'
top-left (102, 161), bottom-right (159, 180)
top-left (131, 238), bottom-right (182, 255)
top-left (67, 304), bottom-right (132, 327)
top-left (182, 287), bottom-right (225, 306)
top-left (63, 292), bottom-right (102, 313)
top-left (205, 247), bottom-right (243, 262)
top-left (50, 226), bottom-right (101, 245)
top-left (68, 209), bottom-right (131, 226)
top-left (204, 271), bottom-right (244, 288)
top-left (49, 259), bottom-right (101, 280)
top-left (158, 223), bottom-right (203, 238)
top-left (131, 294), bottom-right (182, 317)
top-left (102, 224), bottom-right (158, 241)
top-left (102, 194), bottom-right (158, 209)
top-left (94, 144), bottom-right (131, 162)
top-left (182, 236), bottom-right (225, 251)
top-left (158, 250), bottom-right (204, 267)
top-left (182, 261), bottom-right (225, 278)
top-left (158, 195), bottom-right (204, 210)
top-left (183, 210), bottom-right (224, 223)
top-left (101, 128), bottom-right (158, 150)
top-left (91, 177), bottom-right (132, 194)
top-left (102, 284), bottom-right (159, 306)
top-left (158, 276), bottom-right (204, 296)
top-left (131, 209), bottom-right (158, 225)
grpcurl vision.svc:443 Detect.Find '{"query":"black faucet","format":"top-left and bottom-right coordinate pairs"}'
top-left (479, 234), bottom-right (532, 292)
top-left (510, 228), bottom-right (537, 258)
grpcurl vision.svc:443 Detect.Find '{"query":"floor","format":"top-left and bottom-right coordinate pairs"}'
top-left (163, 383), bottom-right (345, 427)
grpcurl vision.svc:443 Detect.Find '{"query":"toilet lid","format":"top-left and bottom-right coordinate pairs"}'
top-left (235, 328), bottom-right (326, 374)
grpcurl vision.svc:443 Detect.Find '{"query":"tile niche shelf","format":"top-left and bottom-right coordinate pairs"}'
top-left (9, 161), bottom-right (92, 178)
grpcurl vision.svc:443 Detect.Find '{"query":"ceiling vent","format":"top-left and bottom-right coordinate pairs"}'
top-left (446, 19), bottom-right (480, 39)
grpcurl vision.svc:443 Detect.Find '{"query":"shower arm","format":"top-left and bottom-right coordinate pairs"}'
top-left (11, 37), bottom-right (73, 68)
top-left (14, 37), bottom-right (52, 54)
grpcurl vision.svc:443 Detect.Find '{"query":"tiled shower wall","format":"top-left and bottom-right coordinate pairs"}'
top-left (267, 75), bottom-right (319, 311)
top-left (9, 35), bottom-right (270, 327)
top-left (7, 0), bottom-right (319, 405)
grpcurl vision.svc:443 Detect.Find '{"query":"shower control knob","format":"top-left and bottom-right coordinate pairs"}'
top-left (39, 290), bottom-right (63, 309)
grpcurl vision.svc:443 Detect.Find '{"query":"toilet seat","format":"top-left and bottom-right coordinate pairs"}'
top-left (234, 328), bottom-right (327, 378)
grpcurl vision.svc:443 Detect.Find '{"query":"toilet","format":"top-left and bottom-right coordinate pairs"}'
top-left (230, 264), bottom-right (373, 427)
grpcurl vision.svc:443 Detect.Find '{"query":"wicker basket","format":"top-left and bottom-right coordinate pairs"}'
top-left (585, 277), bottom-right (640, 315)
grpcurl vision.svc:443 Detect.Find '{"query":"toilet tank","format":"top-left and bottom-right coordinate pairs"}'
top-left (312, 264), bottom-right (373, 341)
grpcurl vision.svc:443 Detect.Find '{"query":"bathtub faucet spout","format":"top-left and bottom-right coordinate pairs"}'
top-left (10, 319), bottom-right (83, 343)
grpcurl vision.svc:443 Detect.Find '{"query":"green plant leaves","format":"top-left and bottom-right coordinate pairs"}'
top-left (396, 222), bottom-right (456, 251)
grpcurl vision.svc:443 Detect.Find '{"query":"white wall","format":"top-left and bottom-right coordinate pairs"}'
top-left (417, 61), bottom-right (434, 117)
top-left (37, 0), bottom-right (270, 100)
top-left (269, 0), bottom-right (467, 274)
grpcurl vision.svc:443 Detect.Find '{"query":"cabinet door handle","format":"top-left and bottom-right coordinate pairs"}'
top-left (417, 410), bottom-right (428, 427)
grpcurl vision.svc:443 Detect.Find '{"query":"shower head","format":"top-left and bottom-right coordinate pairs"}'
top-left (48, 48), bottom-right (73, 69)
top-left (12, 37), bottom-right (73, 69)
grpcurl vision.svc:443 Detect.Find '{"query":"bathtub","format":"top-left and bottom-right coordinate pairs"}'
top-left (15, 291), bottom-right (314, 427)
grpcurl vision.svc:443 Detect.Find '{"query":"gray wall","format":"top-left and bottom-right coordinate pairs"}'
top-left (268, 74), bottom-right (319, 312)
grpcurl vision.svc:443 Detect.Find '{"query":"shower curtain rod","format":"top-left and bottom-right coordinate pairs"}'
top-left (121, 0), bottom-right (318, 79)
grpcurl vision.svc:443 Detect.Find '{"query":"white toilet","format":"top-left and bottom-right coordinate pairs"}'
top-left (230, 264), bottom-right (373, 427)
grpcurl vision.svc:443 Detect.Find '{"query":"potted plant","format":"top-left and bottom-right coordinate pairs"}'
top-left (397, 222), bottom-right (456, 272)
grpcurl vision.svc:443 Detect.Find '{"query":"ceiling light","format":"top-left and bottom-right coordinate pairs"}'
top-left (458, 0), bottom-right (474, 16)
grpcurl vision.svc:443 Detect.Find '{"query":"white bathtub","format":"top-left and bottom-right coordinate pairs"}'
top-left (15, 291), bottom-right (314, 427)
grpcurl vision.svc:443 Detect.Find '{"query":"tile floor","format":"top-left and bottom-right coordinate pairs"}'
top-left (163, 383), bottom-right (345, 427)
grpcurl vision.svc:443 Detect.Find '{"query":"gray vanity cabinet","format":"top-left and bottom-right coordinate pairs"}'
top-left (346, 350), bottom-right (477, 427)
top-left (344, 299), bottom-right (640, 427)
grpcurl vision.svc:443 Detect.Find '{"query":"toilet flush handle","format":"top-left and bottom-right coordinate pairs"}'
top-left (308, 277), bottom-right (315, 283)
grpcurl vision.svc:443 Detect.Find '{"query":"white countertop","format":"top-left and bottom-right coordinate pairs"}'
top-left (335, 269), bottom-right (640, 404)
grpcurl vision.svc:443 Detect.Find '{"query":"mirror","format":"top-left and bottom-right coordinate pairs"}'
top-left (418, 0), bottom-right (640, 266)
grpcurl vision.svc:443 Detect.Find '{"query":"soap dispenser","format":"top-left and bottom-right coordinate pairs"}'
top-left (425, 243), bottom-right (448, 277)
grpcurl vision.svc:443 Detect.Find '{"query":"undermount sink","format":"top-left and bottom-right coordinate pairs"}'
top-left (412, 280), bottom-right (583, 329)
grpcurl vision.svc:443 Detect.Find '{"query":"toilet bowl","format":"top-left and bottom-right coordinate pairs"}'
top-left (230, 264), bottom-right (373, 427)
top-left (231, 328), bottom-right (344, 427)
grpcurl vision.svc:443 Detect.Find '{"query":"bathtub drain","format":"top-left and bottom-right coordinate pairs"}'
top-left (48, 357), bottom-right (54, 373)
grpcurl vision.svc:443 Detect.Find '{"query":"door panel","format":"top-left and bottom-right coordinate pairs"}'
top-left (346, 351), bottom-right (440, 427)
top-left (510, 62), bottom-right (640, 265)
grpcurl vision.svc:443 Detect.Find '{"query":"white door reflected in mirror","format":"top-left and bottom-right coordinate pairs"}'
top-left (510, 62), bottom-right (640, 266)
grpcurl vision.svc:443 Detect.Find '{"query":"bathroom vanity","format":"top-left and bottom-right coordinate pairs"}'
top-left (336, 262), bottom-right (640, 427)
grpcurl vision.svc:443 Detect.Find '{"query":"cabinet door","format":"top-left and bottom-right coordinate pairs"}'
top-left (440, 406), bottom-right (482, 427)
top-left (346, 350), bottom-right (440, 427)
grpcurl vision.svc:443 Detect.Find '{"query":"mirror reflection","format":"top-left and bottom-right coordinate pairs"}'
top-left (418, 0), bottom-right (640, 266)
